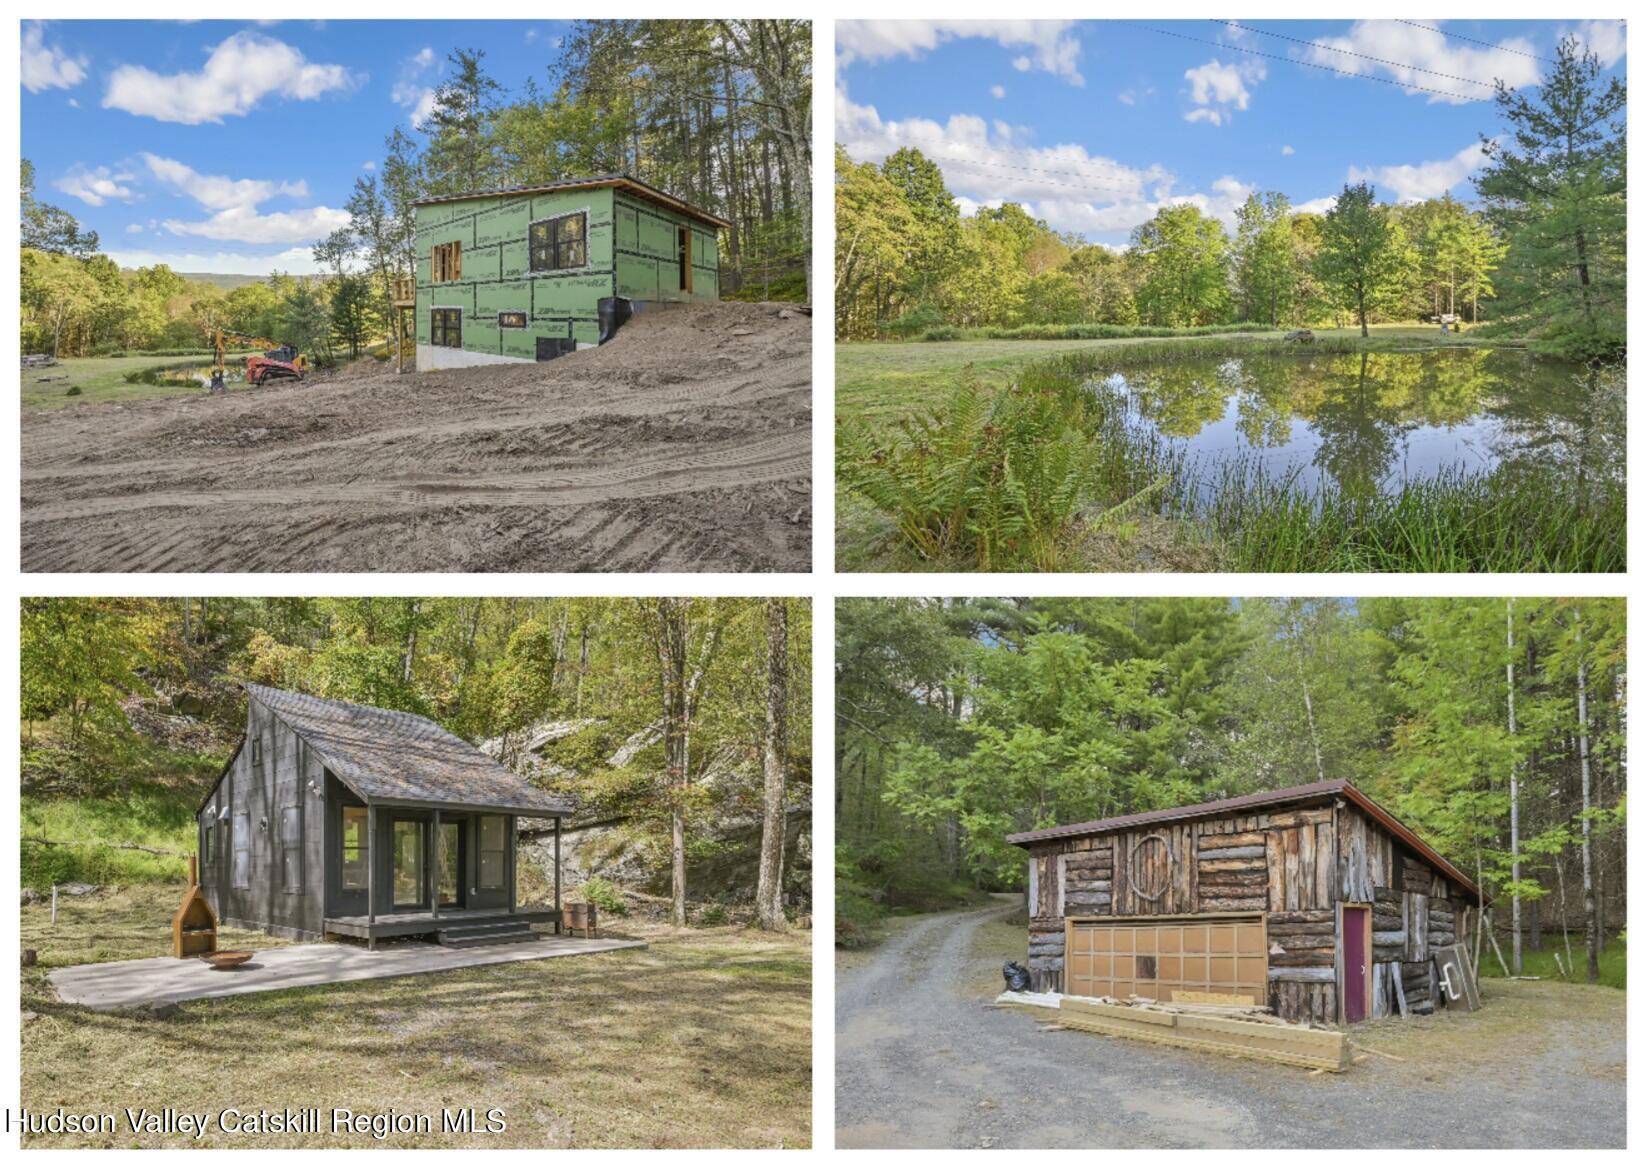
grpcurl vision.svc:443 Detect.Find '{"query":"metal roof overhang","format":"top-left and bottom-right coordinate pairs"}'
top-left (1005, 779), bottom-right (1479, 901)
top-left (412, 174), bottom-right (732, 230)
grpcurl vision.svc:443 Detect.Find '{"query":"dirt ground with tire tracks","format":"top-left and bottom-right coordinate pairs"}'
top-left (21, 301), bottom-right (810, 572)
top-left (836, 899), bottom-right (1626, 1149)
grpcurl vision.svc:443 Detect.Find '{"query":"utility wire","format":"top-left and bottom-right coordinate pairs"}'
top-left (1123, 21), bottom-right (1487, 102)
top-left (1394, 19), bottom-right (1562, 66)
top-left (1216, 20), bottom-right (1498, 90)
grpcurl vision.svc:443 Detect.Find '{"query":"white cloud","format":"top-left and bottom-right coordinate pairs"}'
top-left (1281, 145), bottom-right (1296, 156)
top-left (142, 154), bottom-right (306, 210)
top-left (839, 83), bottom-right (1259, 240)
top-left (102, 31), bottom-right (357, 124)
top-left (392, 46), bottom-right (441, 128)
top-left (126, 224), bottom-right (143, 234)
top-left (140, 154), bottom-right (348, 244)
top-left (409, 88), bottom-right (438, 128)
top-left (1569, 19), bottom-right (1627, 68)
top-left (1306, 20), bottom-right (1541, 105)
top-left (53, 164), bottom-right (138, 206)
top-left (103, 245), bottom-right (325, 276)
top-left (990, 84), bottom-right (1006, 99)
top-left (1293, 195), bottom-right (1338, 216)
top-left (1183, 58), bottom-right (1264, 125)
top-left (21, 22), bottom-right (87, 93)
top-left (837, 20), bottom-right (1084, 84)
top-left (1348, 141), bottom-right (1493, 204)
top-left (362, 160), bottom-right (377, 172)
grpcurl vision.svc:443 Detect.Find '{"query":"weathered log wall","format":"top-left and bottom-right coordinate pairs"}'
top-left (1022, 797), bottom-right (1478, 1020)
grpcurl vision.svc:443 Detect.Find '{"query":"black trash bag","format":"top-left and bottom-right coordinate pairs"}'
top-left (1003, 960), bottom-right (1030, 992)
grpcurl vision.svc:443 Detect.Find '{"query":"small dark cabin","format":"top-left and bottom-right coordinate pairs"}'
top-left (197, 685), bottom-right (573, 948)
top-left (1006, 780), bottom-right (1482, 1025)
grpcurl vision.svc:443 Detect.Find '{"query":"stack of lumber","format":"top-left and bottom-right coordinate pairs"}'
top-left (1055, 993), bottom-right (1348, 1072)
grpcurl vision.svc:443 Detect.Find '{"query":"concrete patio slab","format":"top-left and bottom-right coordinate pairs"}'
top-left (49, 935), bottom-right (647, 1011)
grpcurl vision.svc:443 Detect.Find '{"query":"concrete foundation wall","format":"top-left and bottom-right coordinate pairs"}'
top-left (417, 342), bottom-right (594, 372)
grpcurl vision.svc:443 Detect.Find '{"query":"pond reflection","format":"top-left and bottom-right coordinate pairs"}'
top-left (1085, 349), bottom-right (1623, 499)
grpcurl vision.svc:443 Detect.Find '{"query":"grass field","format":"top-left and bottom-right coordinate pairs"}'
top-left (22, 885), bottom-right (812, 1148)
top-left (21, 352), bottom-right (257, 411)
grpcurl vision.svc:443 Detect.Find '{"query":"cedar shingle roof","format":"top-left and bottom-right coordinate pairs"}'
top-left (245, 684), bottom-right (574, 815)
top-left (1005, 780), bottom-right (1478, 900)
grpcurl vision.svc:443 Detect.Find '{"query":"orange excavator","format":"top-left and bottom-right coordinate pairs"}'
top-left (208, 328), bottom-right (306, 391)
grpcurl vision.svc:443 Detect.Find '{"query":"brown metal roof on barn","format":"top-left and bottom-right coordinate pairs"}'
top-left (410, 173), bottom-right (733, 229)
top-left (1005, 780), bottom-right (1478, 899)
top-left (245, 684), bottom-right (574, 815)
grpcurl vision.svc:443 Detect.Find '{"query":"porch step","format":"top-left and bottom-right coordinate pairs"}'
top-left (438, 927), bottom-right (542, 949)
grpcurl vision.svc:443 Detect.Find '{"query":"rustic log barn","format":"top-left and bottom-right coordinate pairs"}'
top-left (1006, 780), bottom-right (1481, 1024)
top-left (196, 685), bottom-right (573, 948)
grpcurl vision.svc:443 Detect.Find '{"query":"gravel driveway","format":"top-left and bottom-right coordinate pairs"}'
top-left (836, 898), bottom-right (1625, 1148)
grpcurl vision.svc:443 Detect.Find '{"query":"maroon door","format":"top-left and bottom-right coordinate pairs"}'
top-left (1343, 906), bottom-right (1368, 1022)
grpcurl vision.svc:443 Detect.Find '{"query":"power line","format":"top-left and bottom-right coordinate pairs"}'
top-left (1216, 20), bottom-right (1497, 90)
top-left (1122, 21), bottom-right (1485, 103)
top-left (1394, 19), bottom-right (1561, 66)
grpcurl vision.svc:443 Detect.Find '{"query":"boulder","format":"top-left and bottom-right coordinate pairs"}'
top-left (1283, 329), bottom-right (1315, 344)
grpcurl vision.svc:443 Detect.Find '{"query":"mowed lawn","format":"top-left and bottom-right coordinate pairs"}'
top-left (22, 886), bottom-right (812, 1149)
top-left (21, 352), bottom-right (256, 411)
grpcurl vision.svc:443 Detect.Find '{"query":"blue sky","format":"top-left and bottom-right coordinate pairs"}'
top-left (21, 20), bottom-right (578, 274)
top-left (837, 19), bottom-right (1628, 248)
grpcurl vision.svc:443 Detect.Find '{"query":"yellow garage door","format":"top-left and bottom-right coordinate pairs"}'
top-left (1066, 917), bottom-right (1267, 1002)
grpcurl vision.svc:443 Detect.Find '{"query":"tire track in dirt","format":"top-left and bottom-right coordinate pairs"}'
top-left (21, 302), bottom-right (811, 572)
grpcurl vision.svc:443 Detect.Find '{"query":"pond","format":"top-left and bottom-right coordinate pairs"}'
top-left (1082, 348), bottom-right (1623, 500)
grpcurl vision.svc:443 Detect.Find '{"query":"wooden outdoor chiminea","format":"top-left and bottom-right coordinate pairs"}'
top-left (172, 855), bottom-right (218, 958)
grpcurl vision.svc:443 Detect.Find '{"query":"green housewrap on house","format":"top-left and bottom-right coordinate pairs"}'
top-left (413, 174), bottom-right (730, 370)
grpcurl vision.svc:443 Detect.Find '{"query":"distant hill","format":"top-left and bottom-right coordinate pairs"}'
top-left (176, 272), bottom-right (269, 290)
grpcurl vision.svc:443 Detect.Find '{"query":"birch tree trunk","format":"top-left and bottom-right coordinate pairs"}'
top-left (1574, 607), bottom-right (1598, 981)
top-left (756, 598), bottom-right (789, 930)
top-left (656, 598), bottom-right (690, 928)
top-left (1506, 598), bottom-right (1521, 973)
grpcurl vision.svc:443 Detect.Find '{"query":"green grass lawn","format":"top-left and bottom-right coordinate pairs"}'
top-left (21, 352), bottom-right (256, 411)
top-left (22, 884), bottom-right (812, 1148)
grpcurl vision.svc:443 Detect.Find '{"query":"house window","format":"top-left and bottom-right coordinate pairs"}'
top-left (478, 815), bottom-right (506, 889)
top-left (498, 311), bottom-right (527, 329)
top-left (431, 308), bottom-right (462, 348)
top-left (281, 805), bottom-right (303, 893)
top-left (232, 811), bottom-right (250, 890)
top-left (432, 241), bottom-right (462, 283)
top-left (203, 822), bottom-right (216, 865)
top-left (251, 735), bottom-right (261, 766)
top-left (678, 227), bottom-right (693, 292)
top-left (340, 806), bottom-right (368, 892)
top-left (528, 212), bottom-right (587, 272)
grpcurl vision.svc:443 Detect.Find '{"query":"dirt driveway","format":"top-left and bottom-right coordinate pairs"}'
top-left (836, 899), bottom-right (1626, 1148)
top-left (21, 302), bottom-right (810, 572)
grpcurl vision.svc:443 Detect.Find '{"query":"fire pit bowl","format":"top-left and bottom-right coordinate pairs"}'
top-left (199, 950), bottom-right (253, 970)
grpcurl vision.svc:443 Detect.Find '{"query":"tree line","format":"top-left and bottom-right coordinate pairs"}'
top-left (20, 19), bottom-right (812, 362)
top-left (22, 596), bottom-right (811, 930)
top-left (836, 38), bottom-right (1623, 358)
top-left (837, 597), bottom-right (1624, 979)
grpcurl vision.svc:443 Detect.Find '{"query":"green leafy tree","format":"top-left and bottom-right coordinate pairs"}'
top-left (1316, 182), bottom-right (1416, 336)
top-left (1132, 204), bottom-right (1230, 327)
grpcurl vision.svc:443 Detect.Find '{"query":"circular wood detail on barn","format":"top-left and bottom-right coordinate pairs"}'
top-left (1128, 833), bottom-right (1173, 901)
